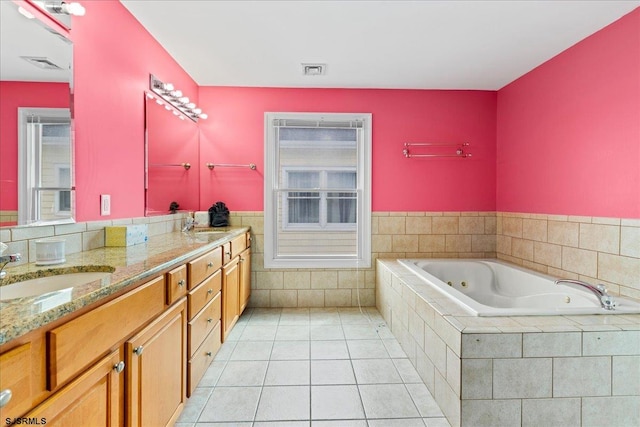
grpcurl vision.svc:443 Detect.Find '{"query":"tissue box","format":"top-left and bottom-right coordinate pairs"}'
top-left (105, 225), bottom-right (148, 247)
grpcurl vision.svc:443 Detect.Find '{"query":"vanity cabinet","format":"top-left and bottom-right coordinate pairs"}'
top-left (239, 247), bottom-right (251, 313)
top-left (0, 343), bottom-right (33, 419)
top-left (222, 232), bottom-right (251, 341)
top-left (126, 300), bottom-right (187, 427)
top-left (186, 247), bottom-right (223, 396)
top-left (25, 350), bottom-right (122, 427)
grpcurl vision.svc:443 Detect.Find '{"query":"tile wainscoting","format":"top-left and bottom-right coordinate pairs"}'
top-left (376, 259), bottom-right (640, 427)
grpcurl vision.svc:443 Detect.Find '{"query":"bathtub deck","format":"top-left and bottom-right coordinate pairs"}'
top-left (376, 259), bottom-right (640, 427)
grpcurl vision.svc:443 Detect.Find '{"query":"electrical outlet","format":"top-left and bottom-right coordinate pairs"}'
top-left (100, 194), bottom-right (111, 216)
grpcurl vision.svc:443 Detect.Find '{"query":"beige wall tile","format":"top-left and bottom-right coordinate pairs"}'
top-left (548, 221), bottom-right (579, 247)
top-left (460, 399), bottom-right (521, 427)
top-left (372, 235), bottom-right (392, 252)
top-left (583, 330), bottom-right (640, 356)
top-left (592, 217), bottom-right (621, 225)
top-left (511, 238), bottom-right (534, 261)
top-left (461, 359), bottom-right (492, 399)
top-left (12, 226), bottom-right (55, 241)
top-left (471, 235), bottom-right (496, 253)
top-left (522, 218), bottom-right (547, 242)
top-left (446, 347), bottom-right (461, 396)
top-left (461, 333), bottom-right (522, 358)
top-left (378, 216), bottom-right (406, 234)
top-left (502, 217), bottom-right (523, 238)
top-left (598, 253), bottom-right (640, 288)
top-left (484, 217), bottom-right (497, 235)
top-left (432, 217), bottom-right (459, 234)
top-left (256, 271), bottom-right (284, 289)
top-left (445, 235), bottom-right (471, 253)
top-left (311, 271), bottom-right (338, 289)
top-left (523, 332), bottom-right (581, 357)
top-left (82, 230), bottom-right (104, 251)
top-left (283, 271), bottom-right (311, 289)
top-left (392, 235), bottom-right (419, 252)
top-left (612, 356), bottom-right (640, 395)
top-left (338, 270), bottom-right (366, 289)
top-left (419, 235), bottom-right (445, 253)
top-left (351, 289), bottom-right (375, 306)
top-left (493, 358), bottom-right (552, 398)
top-left (582, 396), bottom-right (640, 427)
top-left (297, 290), bottom-right (325, 307)
top-left (249, 289), bottom-right (270, 307)
top-left (496, 235), bottom-right (512, 255)
top-left (270, 290), bottom-right (298, 307)
top-left (579, 223), bottom-right (620, 254)
top-left (55, 223), bottom-right (87, 235)
top-left (561, 247), bottom-right (597, 277)
top-left (324, 289), bottom-right (352, 307)
top-left (621, 226), bottom-right (640, 258)
top-left (533, 242), bottom-right (562, 269)
top-left (459, 217), bottom-right (484, 234)
top-left (522, 399), bottom-right (581, 427)
top-left (405, 216), bottom-right (432, 234)
top-left (553, 357), bottom-right (611, 397)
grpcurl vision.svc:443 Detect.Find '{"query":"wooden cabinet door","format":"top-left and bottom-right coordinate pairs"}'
top-left (126, 300), bottom-right (187, 427)
top-left (0, 343), bottom-right (32, 420)
top-left (239, 248), bottom-right (251, 313)
top-left (25, 350), bottom-right (122, 427)
top-left (222, 257), bottom-right (240, 341)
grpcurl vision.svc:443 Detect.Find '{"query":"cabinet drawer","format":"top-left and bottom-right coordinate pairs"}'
top-left (223, 234), bottom-right (248, 264)
top-left (188, 294), bottom-right (221, 358)
top-left (188, 269), bottom-right (222, 320)
top-left (0, 343), bottom-right (32, 419)
top-left (166, 264), bottom-right (188, 304)
top-left (187, 322), bottom-right (221, 397)
top-left (188, 247), bottom-right (222, 289)
top-left (48, 276), bottom-right (165, 390)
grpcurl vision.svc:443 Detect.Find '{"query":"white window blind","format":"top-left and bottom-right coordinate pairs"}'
top-left (264, 113), bottom-right (371, 268)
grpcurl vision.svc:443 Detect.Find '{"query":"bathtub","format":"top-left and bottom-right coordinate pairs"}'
top-left (398, 259), bottom-right (640, 316)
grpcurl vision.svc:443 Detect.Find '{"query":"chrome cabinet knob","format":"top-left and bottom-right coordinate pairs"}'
top-left (133, 346), bottom-right (144, 356)
top-left (205, 351), bottom-right (212, 357)
top-left (0, 389), bottom-right (12, 408)
top-left (113, 361), bottom-right (125, 374)
top-left (178, 279), bottom-right (185, 287)
top-left (207, 318), bottom-right (213, 323)
top-left (225, 251), bottom-right (231, 257)
top-left (207, 289), bottom-right (214, 295)
top-left (207, 262), bottom-right (214, 268)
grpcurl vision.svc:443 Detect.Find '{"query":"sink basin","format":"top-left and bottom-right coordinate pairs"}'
top-left (0, 272), bottom-right (112, 301)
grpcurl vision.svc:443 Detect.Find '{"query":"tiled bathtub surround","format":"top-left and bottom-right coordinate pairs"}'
top-left (497, 213), bottom-right (640, 299)
top-left (0, 213), bottom-right (187, 265)
top-left (228, 211), bottom-right (497, 308)
top-left (376, 259), bottom-right (640, 427)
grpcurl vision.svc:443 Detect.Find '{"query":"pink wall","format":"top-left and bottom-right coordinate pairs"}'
top-left (198, 87), bottom-right (497, 212)
top-left (497, 8), bottom-right (640, 218)
top-left (0, 81), bottom-right (70, 211)
top-left (72, 0), bottom-right (198, 221)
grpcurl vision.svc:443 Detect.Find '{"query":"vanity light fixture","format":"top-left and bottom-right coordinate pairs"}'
top-left (17, 6), bottom-right (35, 19)
top-left (37, 1), bottom-right (86, 16)
top-left (149, 74), bottom-right (207, 122)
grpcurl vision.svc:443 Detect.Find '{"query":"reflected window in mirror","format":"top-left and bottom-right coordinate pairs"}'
top-left (145, 93), bottom-right (200, 216)
top-left (0, 1), bottom-right (73, 227)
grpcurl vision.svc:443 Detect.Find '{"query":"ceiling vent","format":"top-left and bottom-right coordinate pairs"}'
top-left (20, 56), bottom-right (64, 70)
top-left (302, 63), bottom-right (326, 76)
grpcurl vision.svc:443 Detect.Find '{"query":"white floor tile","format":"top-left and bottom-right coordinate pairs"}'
top-left (359, 384), bottom-right (421, 419)
top-left (198, 386), bottom-right (261, 422)
top-left (240, 325), bottom-right (278, 341)
top-left (405, 383), bottom-right (444, 417)
top-left (271, 341), bottom-right (310, 360)
top-left (276, 325), bottom-right (310, 340)
top-left (265, 361), bottom-right (311, 385)
top-left (176, 387), bottom-right (213, 422)
top-left (247, 309), bottom-right (282, 325)
top-left (310, 325), bottom-right (345, 340)
top-left (230, 341), bottom-right (274, 360)
top-left (423, 417), bottom-right (452, 427)
top-left (216, 360), bottom-right (269, 386)
top-left (383, 339), bottom-right (409, 358)
top-left (213, 341), bottom-right (237, 361)
top-left (311, 385), bottom-right (365, 420)
top-left (347, 340), bottom-right (390, 359)
top-left (254, 422), bottom-right (310, 427)
top-left (311, 360), bottom-right (356, 385)
top-left (196, 361), bottom-right (226, 387)
top-left (311, 420), bottom-right (367, 426)
top-left (279, 308), bottom-right (311, 324)
top-left (342, 324), bottom-right (382, 340)
top-left (393, 358), bottom-right (424, 383)
top-left (255, 386), bottom-right (310, 421)
top-left (352, 359), bottom-right (403, 384)
top-left (368, 419), bottom-right (426, 427)
top-left (310, 340), bottom-right (350, 360)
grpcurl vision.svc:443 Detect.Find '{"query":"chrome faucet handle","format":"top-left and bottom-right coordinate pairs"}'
top-left (601, 294), bottom-right (617, 310)
top-left (596, 284), bottom-right (607, 293)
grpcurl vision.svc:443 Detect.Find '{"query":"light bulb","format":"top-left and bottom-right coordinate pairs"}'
top-left (185, 103), bottom-right (196, 109)
top-left (178, 97), bottom-right (189, 104)
top-left (61, 2), bottom-right (86, 16)
top-left (170, 90), bottom-right (183, 98)
top-left (192, 108), bottom-right (202, 115)
top-left (199, 113), bottom-right (208, 120)
top-left (162, 82), bottom-right (174, 91)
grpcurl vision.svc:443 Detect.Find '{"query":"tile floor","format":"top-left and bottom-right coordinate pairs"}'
top-left (177, 307), bottom-right (451, 427)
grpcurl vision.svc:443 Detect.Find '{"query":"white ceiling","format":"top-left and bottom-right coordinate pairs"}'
top-left (122, 0), bottom-right (639, 90)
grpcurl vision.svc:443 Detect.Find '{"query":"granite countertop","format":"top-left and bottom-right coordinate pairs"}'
top-left (0, 227), bottom-right (249, 346)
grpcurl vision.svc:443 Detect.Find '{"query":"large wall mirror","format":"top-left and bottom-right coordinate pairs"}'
top-left (0, 1), bottom-right (73, 227)
top-left (145, 93), bottom-right (200, 216)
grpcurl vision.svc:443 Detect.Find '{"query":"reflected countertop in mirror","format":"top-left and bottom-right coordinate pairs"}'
top-left (0, 1), bottom-right (73, 228)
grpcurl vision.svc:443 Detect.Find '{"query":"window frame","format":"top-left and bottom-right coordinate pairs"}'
top-left (264, 112), bottom-right (372, 269)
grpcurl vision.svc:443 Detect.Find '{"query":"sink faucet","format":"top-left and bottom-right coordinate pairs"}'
top-left (182, 216), bottom-right (196, 232)
top-left (555, 279), bottom-right (617, 310)
top-left (0, 253), bottom-right (22, 280)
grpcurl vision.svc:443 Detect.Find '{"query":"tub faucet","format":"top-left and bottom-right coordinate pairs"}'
top-left (554, 279), bottom-right (617, 310)
top-left (0, 253), bottom-right (22, 280)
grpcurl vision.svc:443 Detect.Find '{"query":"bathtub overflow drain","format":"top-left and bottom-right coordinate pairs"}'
top-left (461, 281), bottom-right (467, 287)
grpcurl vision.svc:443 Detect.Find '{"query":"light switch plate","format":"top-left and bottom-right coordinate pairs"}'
top-left (100, 194), bottom-right (111, 216)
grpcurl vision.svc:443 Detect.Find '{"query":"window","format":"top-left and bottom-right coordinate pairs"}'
top-left (265, 113), bottom-right (371, 268)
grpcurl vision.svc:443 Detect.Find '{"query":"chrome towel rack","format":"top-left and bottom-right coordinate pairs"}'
top-left (403, 142), bottom-right (471, 158)
top-left (149, 162), bottom-right (191, 170)
top-left (206, 163), bottom-right (257, 170)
